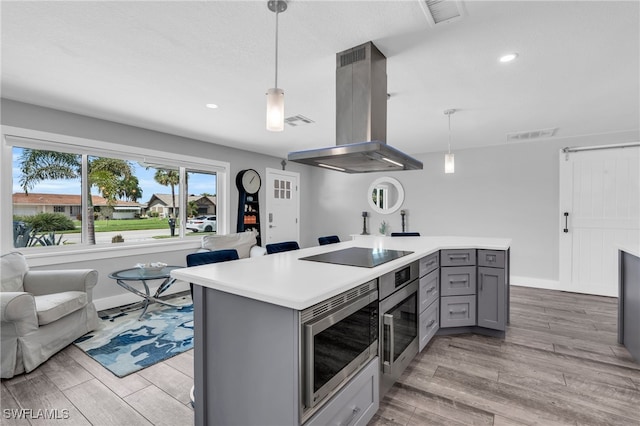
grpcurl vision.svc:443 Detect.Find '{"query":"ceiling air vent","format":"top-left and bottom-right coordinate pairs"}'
top-left (506, 127), bottom-right (558, 142)
top-left (420, 0), bottom-right (465, 26)
top-left (284, 115), bottom-right (315, 127)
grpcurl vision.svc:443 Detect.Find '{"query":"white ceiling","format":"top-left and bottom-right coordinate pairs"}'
top-left (2, 1), bottom-right (638, 159)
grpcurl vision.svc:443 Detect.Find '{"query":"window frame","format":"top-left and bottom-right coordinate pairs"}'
top-left (1, 125), bottom-right (230, 265)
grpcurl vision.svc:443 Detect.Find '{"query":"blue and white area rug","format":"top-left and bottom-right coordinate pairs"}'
top-left (74, 295), bottom-right (193, 377)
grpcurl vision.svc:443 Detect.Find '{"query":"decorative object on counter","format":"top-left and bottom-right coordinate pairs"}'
top-left (266, 0), bottom-right (288, 132)
top-left (444, 108), bottom-right (456, 174)
top-left (368, 177), bottom-right (405, 214)
top-left (379, 220), bottom-right (388, 235)
top-left (400, 209), bottom-right (406, 232)
top-left (74, 294), bottom-right (193, 377)
top-left (361, 211), bottom-right (369, 235)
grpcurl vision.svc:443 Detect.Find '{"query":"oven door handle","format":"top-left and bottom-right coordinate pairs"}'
top-left (382, 313), bottom-right (395, 374)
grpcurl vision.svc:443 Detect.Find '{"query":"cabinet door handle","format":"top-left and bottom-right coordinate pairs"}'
top-left (563, 212), bottom-right (569, 233)
top-left (426, 286), bottom-right (436, 293)
top-left (450, 309), bottom-right (467, 315)
top-left (448, 255), bottom-right (468, 260)
top-left (449, 279), bottom-right (468, 285)
top-left (426, 319), bottom-right (436, 327)
top-left (340, 406), bottom-right (362, 426)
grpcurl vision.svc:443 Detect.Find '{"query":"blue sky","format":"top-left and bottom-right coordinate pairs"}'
top-left (12, 148), bottom-right (216, 201)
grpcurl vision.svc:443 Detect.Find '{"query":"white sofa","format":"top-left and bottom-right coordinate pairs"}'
top-left (1, 252), bottom-right (100, 379)
top-left (199, 229), bottom-right (266, 258)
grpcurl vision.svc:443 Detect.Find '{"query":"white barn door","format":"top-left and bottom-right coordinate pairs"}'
top-left (559, 145), bottom-right (640, 296)
top-left (265, 168), bottom-right (300, 245)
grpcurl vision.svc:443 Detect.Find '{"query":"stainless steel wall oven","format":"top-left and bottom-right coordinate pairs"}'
top-left (379, 260), bottom-right (420, 396)
top-left (299, 280), bottom-right (378, 421)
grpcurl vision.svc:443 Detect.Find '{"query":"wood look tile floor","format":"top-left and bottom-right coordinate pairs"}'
top-left (2, 286), bottom-right (638, 425)
top-left (370, 286), bottom-right (640, 426)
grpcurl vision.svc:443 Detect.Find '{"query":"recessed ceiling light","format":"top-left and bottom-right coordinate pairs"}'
top-left (205, 103), bottom-right (218, 109)
top-left (499, 53), bottom-right (519, 63)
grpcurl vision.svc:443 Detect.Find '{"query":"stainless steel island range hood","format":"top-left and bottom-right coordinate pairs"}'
top-left (287, 42), bottom-right (423, 173)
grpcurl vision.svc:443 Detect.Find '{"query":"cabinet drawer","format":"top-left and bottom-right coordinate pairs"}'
top-left (440, 266), bottom-right (476, 296)
top-left (419, 269), bottom-right (439, 313)
top-left (419, 252), bottom-right (439, 276)
top-left (419, 299), bottom-right (439, 351)
top-left (441, 295), bottom-right (476, 328)
top-left (441, 249), bottom-right (476, 266)
top-left (306, 357), bottom-right (379, 426)
top-left (478, 250), bottom-right (505, 268)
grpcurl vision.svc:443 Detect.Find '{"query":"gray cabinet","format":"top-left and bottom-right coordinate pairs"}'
top-left (419, 251), bottom-right (439, 276)
top-left (418, 253), bottom-right (440, 351)
top-left (440, 250), bottom-right (476, 328)
top-left (305, 358), bottom-right (379, 426)
top-left (419, 269), bottom-right (439, 312)
top-left (419, 298), bottom-right (439, 350)
top-left (440, 266), bottom-right (476, 296)
top-left (441, 249), bottom-right (476, 266)
top-left (477, 266), bottom-right (506, 330)
top-left (477, 250), bottom-right (508, 331)
top-left (441, 295), bottom-right (476, 327)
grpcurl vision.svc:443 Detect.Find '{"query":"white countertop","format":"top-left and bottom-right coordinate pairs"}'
top-left (619, 243), bottom-right (640, 258)
top-left (171, 236), bottom-right (511, 310)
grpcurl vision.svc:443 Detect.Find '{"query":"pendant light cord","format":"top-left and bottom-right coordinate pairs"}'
top-left (274, 1), bottom-right (279, 88)
top-left (447, 112), bottom-right (451, 155)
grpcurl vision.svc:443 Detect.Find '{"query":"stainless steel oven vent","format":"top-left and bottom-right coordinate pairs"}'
top-left (300, 280), bottom-right (377, 323)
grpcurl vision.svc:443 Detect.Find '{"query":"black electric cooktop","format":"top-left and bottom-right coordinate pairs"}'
top-left (300, 247), bottom-right (413, 268)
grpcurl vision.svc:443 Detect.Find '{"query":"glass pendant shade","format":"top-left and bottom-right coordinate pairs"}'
top-left (266, 88), bottom-right (285, 132)
top-left (444, 153), bottom-right (455, 174)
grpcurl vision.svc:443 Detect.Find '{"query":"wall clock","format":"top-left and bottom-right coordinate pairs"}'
top-left (238, 169), bottom-right (261, 195)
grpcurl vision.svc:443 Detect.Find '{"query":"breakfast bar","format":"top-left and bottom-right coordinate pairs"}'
top-left (171, 236), bottom-right (511, 426)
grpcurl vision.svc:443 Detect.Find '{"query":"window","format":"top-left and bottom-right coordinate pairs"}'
top-left (6, 133), bottom-right (228, 251)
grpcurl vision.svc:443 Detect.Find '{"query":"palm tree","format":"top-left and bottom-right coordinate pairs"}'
top-left (18, 149), bottom-right (135, 244)
top-left (154, 169), bottom-right (180, 217)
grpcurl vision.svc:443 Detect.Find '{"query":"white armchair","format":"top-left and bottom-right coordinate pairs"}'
top-left (1, 252), bottom-right (100, 379)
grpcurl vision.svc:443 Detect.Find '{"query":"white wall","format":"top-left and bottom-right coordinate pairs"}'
top-left (307, 131), bottom-right (639, 287)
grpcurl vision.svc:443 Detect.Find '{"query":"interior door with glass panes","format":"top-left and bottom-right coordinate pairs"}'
top-left (265, 168), bottom-right (299, 245)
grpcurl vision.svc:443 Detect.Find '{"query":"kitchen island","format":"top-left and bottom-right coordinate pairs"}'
top-left (171, 236), bottom-right (511, 426)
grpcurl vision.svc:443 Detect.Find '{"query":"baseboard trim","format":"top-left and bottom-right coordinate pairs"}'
top-left (93, 280), bottom-right (190, 311)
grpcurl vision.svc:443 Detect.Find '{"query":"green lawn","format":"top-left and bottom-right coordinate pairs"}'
top-left (67, 218), bottom-right (180, 233)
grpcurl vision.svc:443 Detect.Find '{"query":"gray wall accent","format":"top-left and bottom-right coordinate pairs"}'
top-left (306, 131), bottom-right (639, 284)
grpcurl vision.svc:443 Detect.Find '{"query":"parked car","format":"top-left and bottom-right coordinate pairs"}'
top-left (186, 215), bottom-right (217, 232)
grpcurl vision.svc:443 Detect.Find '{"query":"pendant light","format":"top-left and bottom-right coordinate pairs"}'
top-left (444, 109), bottom-right (456, 174)
top-left (266, 0), bottom-right (287, 132)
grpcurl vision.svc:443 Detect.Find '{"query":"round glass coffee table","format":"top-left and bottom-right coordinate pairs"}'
top-left (109, 266), bottom-right (185, 320)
